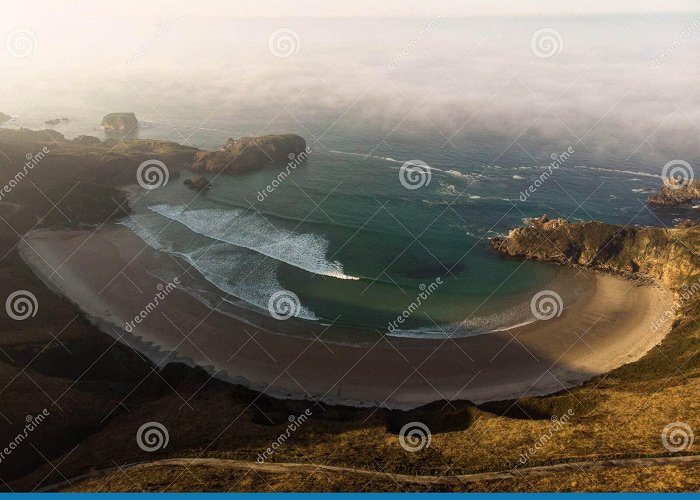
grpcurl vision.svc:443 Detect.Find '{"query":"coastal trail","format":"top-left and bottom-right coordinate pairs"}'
top-left (43, 454), bottom-right (700, 490)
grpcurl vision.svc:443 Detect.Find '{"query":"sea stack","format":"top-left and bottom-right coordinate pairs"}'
top-left (101, 112), bottom-right (138, 134)
top-left (184, 176), bottom-right (211, 191)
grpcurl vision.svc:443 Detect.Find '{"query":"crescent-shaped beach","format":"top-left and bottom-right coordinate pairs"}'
top-left (20, 224), bottom-right (675, 408)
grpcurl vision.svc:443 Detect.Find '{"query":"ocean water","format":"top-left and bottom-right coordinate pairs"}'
top-left (114, 127), bottom-right (688, 338)
top-left (2, 15), bottom-right (699, 338)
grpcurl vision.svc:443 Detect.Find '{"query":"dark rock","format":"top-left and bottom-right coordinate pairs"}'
top-left (45, 117), bottom-right (70, 126)
top-left (675, 218), bottom-right (699, 228)
top-left (101, 112), bottom-right (138, 133)
top-left (183, 176), bottom-right (211, 191)
top-left (0, 112), bottom-right (11, 124)
top-left (528, 214), bottom-right (550, 226)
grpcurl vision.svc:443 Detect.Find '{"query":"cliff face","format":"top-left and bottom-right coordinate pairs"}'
top-left (192, 134), bottom-right (307, 174)
top-left (101, 113), bottom-right (138, 133)
top-left (491, 216), bottom-right (700, 290)
top-left (647, 178), bottom-right (700, 206)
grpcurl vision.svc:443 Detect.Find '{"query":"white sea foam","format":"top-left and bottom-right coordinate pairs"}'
top-left (574, 165), bottom-right (661, 179)
top-left (438, 181), bottom-right (458, 196)
top-left (445, 169), bottom-right (484, 182)
top-left (121, 215), bottom-right (320, 321)
top-left (148, 204), bottom-right (359, 280)
top-left (329, 150), bottom-right (446, 172)
top-left (385, 306), bottom-right (534, 339)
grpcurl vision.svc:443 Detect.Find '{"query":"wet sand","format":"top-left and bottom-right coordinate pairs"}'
top-left (19, 225), bottom-right (675, 408)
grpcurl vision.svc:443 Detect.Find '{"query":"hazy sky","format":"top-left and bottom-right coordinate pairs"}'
top-left (4, 0), bottom-right (700, 21)
top-left (3, 1), bottom-right (700, 166)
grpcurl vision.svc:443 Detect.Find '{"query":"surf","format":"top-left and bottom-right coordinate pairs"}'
top-left (148, 204), bottom-right (360, 281)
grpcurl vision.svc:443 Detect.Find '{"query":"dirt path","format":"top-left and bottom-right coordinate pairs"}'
top-left (43, 454), bottom-right (700, 491)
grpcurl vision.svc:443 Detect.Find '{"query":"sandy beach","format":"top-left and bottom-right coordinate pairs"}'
top-left (19, 225), bottom-right (675, 408)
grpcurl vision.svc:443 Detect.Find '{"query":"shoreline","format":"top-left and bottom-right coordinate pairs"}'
top-left (19, 224), bottom-right (676, 409)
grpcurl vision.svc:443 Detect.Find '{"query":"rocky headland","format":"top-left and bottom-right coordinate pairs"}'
top-left (0, 127), bottom-right (308, 229)
top-left (647, 178), bottom-right (700, 206)
top-left (0, 112), bottom-right (11, 124)
top-left (491, 215), bottom-right (699, 289)
top-left (0, 128), bottom-right (197, 228)
top-left (192, 134), bottom-right (307, 174)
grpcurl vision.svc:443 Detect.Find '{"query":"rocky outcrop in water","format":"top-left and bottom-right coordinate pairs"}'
top-left (192, 134), bottom-right (307, 174)
top-left (0, 112), bottom-right (11, 124)
top-left (45, 117), bottom-right (70, 126)
top-left (647, 178), bottom-right (700, 206)
top-left (491, 216), bottom-right (700, 289)
top-left (184, 176), bottom-right (211, 191)
top-left (101, 112), bottom-right (138, 133)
